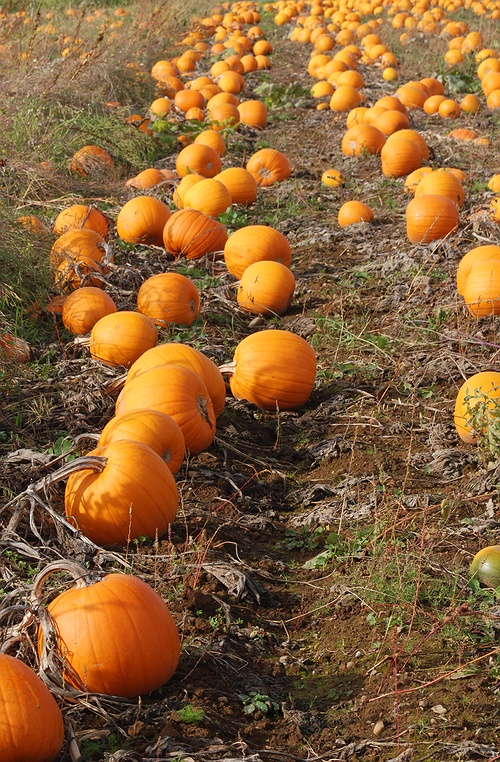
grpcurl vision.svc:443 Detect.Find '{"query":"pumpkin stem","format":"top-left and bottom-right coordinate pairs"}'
top-left (218, 360), bottom-right (236, 377)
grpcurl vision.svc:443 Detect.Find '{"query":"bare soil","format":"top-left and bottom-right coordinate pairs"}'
top-left (1, 10), bottom-right (500, 762)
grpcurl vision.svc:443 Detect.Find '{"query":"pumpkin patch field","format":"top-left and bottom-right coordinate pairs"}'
top-left (2, 0), bottom-right (500, 759)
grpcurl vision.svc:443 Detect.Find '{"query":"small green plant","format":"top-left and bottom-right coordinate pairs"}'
top-left (171, 704), bottom-right (205, 724)
top-left (464, 390), bottom-right (500, 459)
top-left (238, 692), bottom-right (280, 715)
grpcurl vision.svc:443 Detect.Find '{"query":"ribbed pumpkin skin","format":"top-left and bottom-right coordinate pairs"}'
top-left (405, 195), bottom-right (459, 243)
top-left (50, 229), bottom-right (106, 267)
top-left (237, 260), bottom-right (295, 316)
top-left (183, 177), bottom-right (232, 218)
top-left (41, 574), bottom-right (180, 697)
top-left (0, 654), bottom-right (64, 762)
top-left (98, 409), bottom-right (185, 474)
top-left (214, 168), bottom-right (258, 205)
top-left (341, 124), bottom-right (386, 156)
top-left (53, 204), bottom-right (109, 238)
top-left (137, 273), bottom-right (200, 326)
top-left (175, 143), bottom-right (222, 178)
top-left (237, 99), bottom-right (268, 128)
top-left (414, 170), bottom-right (465, 207)
top-left (163, 209), bottom-right (228, 259)
top-left (454, 371), bottom-right (500, 443)
top-left (228, 330), bottom-right (316, 410)
top-left (224, 225), bottom-right (292, 279)
top-left (62, 287), bottom-right (118, 335)
top-left (462, 260), bottom-right (500, 317)
top-left (173, 175), bottom-right (204, 209)
top-left (126, 343), bottom-right (226, 418)
top-left (457, 245), bottom-right (500, 295)
top-left (246, 148), bottom-right (291, 187)
top-left (116, 364), bottom-right (216, 454)
top-left (116, 196), bottom-right (171, 246)
top-left (90, 311), bottom-right (158, 368)
top-left (65, 440), bottom-right (178, 545)
top-left (381, 136), bottom-right (422, 178)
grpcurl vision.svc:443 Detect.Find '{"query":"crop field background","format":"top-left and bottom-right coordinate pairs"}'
top-left (1, 0), bottom-right (500, 760)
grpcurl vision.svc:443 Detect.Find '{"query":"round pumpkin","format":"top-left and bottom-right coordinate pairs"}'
top-left (221, 329), bottom-right (316, 411)
top-left (462, 259), bottom-right (500, 317)
top-left (341, 124), bottom-right (386, 156)
top-left (470, 545), bottom-right (500, 588)
top-left (237, 260), bottom-right (295, 316)
top-left (98, 408), bottom-right (185, 474)
top-left (137, 272), bottom-right (200, 327)
top-left (116, 363), bottom-right (216, 453)
top-left (39, 567), bottom-right (180, 697)
top-left (71, 145), bottom-right (114, 176)
top-left (50, 228), bottom-right (107, 267)
top-left (0, 653), bottom-right (64, 762)
top-left (414, 170), bottom-right (465, 207)
top-left (163, 209), bottom-right (228, 260)
top-left (183, 177), bottom-right (232, 218)
top-left (116, 196), bottom-right (171, 246)
top-left (214, 167), bottom-right (258, 205)
top-left (62, 287), bottom-right (118, 335)
top-left (55, 255), bottom-right (104, 292)
top-left (223, 225), bottom-right (292, 279)
top-left (124, 168), bottom-right (167, 189)
top-left (237, 99), bottom-right (268, 128)
top-left (90, 311), bottom-right (158, 367)
top-left (194, 129), bottom-right (227, 156)
top-left (338, 200), bottom-right (374, 227)
top-left (173, 174), bottom-right (204, 209)
top-left (454, 371), bottom-right (500, 443)
top-left (246, 148), bottom-right (291, 187)
top-left (381, 136), bottom-right (422, 178)
top-left (175, 143), bottom-right (222, 178)
top-left (52, 204), bottom-right (109, 238)
top-left (405, 195), bottom-right (459, 244)
top-left (126, 343), bottom-right (226, 418)
top-left (457, 245), bottom-right (500, 295)
top-left (65, 439), bottom-right (178, 546)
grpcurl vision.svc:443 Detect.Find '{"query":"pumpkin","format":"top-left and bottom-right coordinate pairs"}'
top-left (338, 200), bottom-right (374, 227)
top-left (405, 195), bottom-right (459, 244)
top-left (149, 97), bottom-right (172, 117)
top-left (38, 564), bottom-right (180, 697)
top-left (124, 168), bottom-right (167, 189)
top-left (404, 166), bottom-right (433, 194)
top-left (163, 208), bottom-right (228, 260)
top-left (457, 245), bottom-right (500, 295)
top-left (460, 94), bottom-right (481, 113)
top-left (414, 170), bottom-right (464, 207)
top-left (126, 343), bottom-right (226, 418)
top-left (62, 286), bottom-right (118, 335)
top-left (52, 204), bottom-right (109, 238)
top-left (0, 653), bottom-right (64, 762)
top-left (387, 128), bottom-right (429, 161)
top-left (490, 197), bottom-right (500, 222)
top-left (423, 94), bottom-right (447, 115)
top-left (321, 168), bottom-right (345, 187)
top-left (90, 310), bottom-right (158, 367)
top-left (50, 228), bottom-right (107, 267)
top-left (438, 99), bottom-right (461, 118)
top-left (488, 175), bottom-right (500, 193)
top-left (237, 260), bottom-right (295, 316)
top-left (454, 371), bottom-right (500, 443)
top-left (116, 364), bottom-right (216, 454)
top-left (381, 136), bottom-right (422, 178)
top-left (116, 196), bottom-right (171, 246)
top-left (220, 329), bottom-right (316, 410)
top-left (246, 148), bottom-right (291, 187)
top-left (214, 167), bottom-right (258, 205)
top-left (173, 174), bottom-right (204, 209)
top-left (137, 272), bottom-right (200, 327)
top-left (208, 102), bottom-right (241, 129)
top-left (371, 109), bottom-right (410, 136)
top-left (329, 85), bottom-right (363, 112)
top-left (183, 177), bottom-right (232, 218)
top-left (174, 88), bottom-right (205, 113)
top-left (237, 99), bottom-right (268, 128)
top-left (194, 129), bottom-right (227, 156)
top-left (55, 255), bottom-right (104, 292)
top-left (470, 545), bottom-right (500, 588)
top-left (224, 225), bottom-right (292, 279)
top-left (462, 260), bottom-right (500, 317)
top-left (341, 124), bottom-right (386, 156)
top-left (71, 145), bottom-right (114, 176)
top-left (176, 143), bottom-right (222, 179)
top-left (98, 408), bottom-right (185, 474)
top-left (0, 333), bottom-right (31, 363)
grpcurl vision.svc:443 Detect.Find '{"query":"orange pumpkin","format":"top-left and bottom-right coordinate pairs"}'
top-left (381, 136), bottom-right (422, 178)
top-left (124, 168), bottom-right (167, 189)
top-left (50, 228), bottom-right (107, 267)
top-left (62, 287), bottom-right (118, 334)
top-left (221, 329), bottom-right (316, 410)
top-left (183, 177), bottom-right (232, 217)
top-left (414, 170), bottom-right (465, 207)
top-left (137, 272), bottom-right (200, 326)
top-left (116, 363), bottom-right (216, 454)
top-left (175, 143), bottom-right (222, 178)
top-left (338, 200), bottom-right (374, 227)
top-left (163, 208), bottom-right (228, 260)
top-left (98, 408), bottom-right (185, 474)
top-left (55, 255), bottom-right (104, 292)
top-left (457, 245), bottom-right (500, 295)
top-left (52, 204), bottom-right (109, 238)
top-left (126, 343), bottom-right (226, 418)
top-left (341, 124), bottom-right (386, 156)
top-left (38, 565), bottom-right (180, 696)
top-left (116, 196), bottom-right (171, 246)
top-left (237, 99), bottom-right (268, 128)
top-left (454, 371), bottom-right (500, 443)
top-left (172, 174), bottom-right (204, 209)
top-left (0, 654), bottom-right (64, 762)
top-left (405, 195), bottom-right (459, 243)
top-left (194, 129), bottom-right (227, 156)
top-left (462, 259), bottom-right (500, 317)
top-left (237, 260), bottom-right (295, 316)
top-left (90, 310), bottom-right (158, 367)
top-left (224, 225), bottom-right (292, 279)
top-left (71, 145), bottom-right (114, 176)
top-left (214, 167), bottom-right (258, 205)
top-left (329, 85), bottom-right (363, 112)
top-left (246, 148), bottom-right (291, 187)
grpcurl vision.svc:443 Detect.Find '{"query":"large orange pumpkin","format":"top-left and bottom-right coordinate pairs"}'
top-left (405, 195), bottom-right (459, 243)
top-left (52, 204), bottom-right (109, 238)
top-left (457, 245), bottom-right (500, 295)
top-left (381, 136), bottom-right (422, 178)
top-left (215, 167), bottom-right (258, 205)
top-left (90, 311), bottom-right (158, 367)
top-left (224, 225), bottom-right (292, 279)
top-left (237, 260), bottom-right (295, 316)
top-left (462, 260), bottom-right (500, 317)
top-left (0, 654), bottom-right (64, 762)
top-left (163, 209), bottom-right (228, 260)
top-left (50, 228), bottom-right (108, 267)
top-left (137, 272), bottom-right (200, 326)
top-left (221, 329), bottom-right (316, 410)
top-left (454, 371), bottom-right (500, 443)
top-left (175, 143), bottom-right (222, 178)
top-left (341, 124), bottom-right (386, 156)
top-left (116, 363), bottom-right (216, 454)
top-left (116, 196), bottom-right (171, 246)
top-left (414, 169), bottom-right (465, 207)
top-left (62, 287), bottom-right (118, 335)
top-left (183, 177), bottom-right (232, 217)
top-left (66, 437), bottom-right (178, 543)
top-left (38, 564), bottom-right (180, 697)
top-left (98, 408), bottom-right (185, 474)
top-left (246, 148), bottom-right (291, 187)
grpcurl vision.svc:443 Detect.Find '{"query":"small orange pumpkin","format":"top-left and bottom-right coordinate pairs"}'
top-left (90, 310), bottom-right (158, 367)
top-left (116, 196), bottom-right (171, 246)
top-left (338, 200), bottom-right (374, 227)
top-left (137, 272), bottom-right (200, 327)
top-left (405, 195), bottom-right (459, 244)
top-left (224, 225), bottom-right (292, 279)
top-left (71, 145), bottom-right (114, 176)
top-left (237, 260), bottom-right (295, 316)
top-left (246, 148), bottom-right (291, 187)
top-left (62, 287), bottom-right (118, 334)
